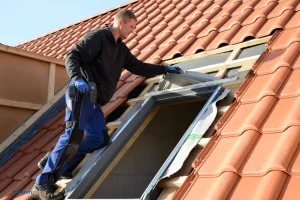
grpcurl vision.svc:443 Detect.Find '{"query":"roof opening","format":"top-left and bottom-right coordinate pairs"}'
top-left (195, 49), bottom-right (204, 54)
top-left (127, 84), bottom-right (147, 99)
top-left (90, 99), bottom-right (208, 199)
top-left (206, 71), bottom-right (218, 77)
top-left (106, 105), bottom-right (129, 123)
top-left (172, 53), bottom-right (183, 59)
top-left (270, 28), bottom-right (280, 35)
top-left (218, 43), bottom-right (228, 48)
top-left (243, 36), bottom-right (255, 42)
top-left (236, 43), bottom-right (266, 60)
top-left (177, 51), bottom-right (232, 71)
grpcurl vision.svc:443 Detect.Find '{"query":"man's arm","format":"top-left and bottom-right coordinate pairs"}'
top-left (123, 46), bottom-right (166, 78)
top-left (65, 30), bottom-right (102, 81)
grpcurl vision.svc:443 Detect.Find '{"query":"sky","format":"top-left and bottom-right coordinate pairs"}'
top-left (0, 0), bottom-right (129, 46)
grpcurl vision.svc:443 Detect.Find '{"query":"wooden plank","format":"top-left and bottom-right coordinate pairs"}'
top-left (55, 179), bottom-right (72, 188)
top-left (226, 48), bottom-right (241, 62)
top-left (107, 129), bottom-right (116, 136)
top-left (0, 84), bottom-right (68, 153)
top-left (239, 62), bottom-right (255, 72)
top-left (0, 43), bottom-right (64, 66)
top-left (84, 106), bottom-right (161, 199)
top-left (0, 99), bottom-right (43, 110)
top-left (139, 83), bottom-right (154, 97)
top-left (125, 96), bottom-right (147, 106)
top-left (47, 63), bottom-right (56, 101)
top-left (55, 187), bottom-right (65, 193)
top-left (106, 120), bottom-right (122, 129)
top-left (215, 69), bottom-right (227, 79)
top-left (217, 106), bottom-right (229, 115)
top-left (197, 138), bottom-right (211, 148)
top-left (162, 36), bottom-right (270, 65)
top-left (158, 176), bottom-right (187, 188)
top-left (157, 188), bottom-right (178, 200)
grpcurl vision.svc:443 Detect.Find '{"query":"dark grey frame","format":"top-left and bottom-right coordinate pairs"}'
top-left (66, 77), bottom-right (235, 199)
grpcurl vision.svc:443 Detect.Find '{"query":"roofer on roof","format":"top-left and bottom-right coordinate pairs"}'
top-left (30, 9), bottom-right (182, 200)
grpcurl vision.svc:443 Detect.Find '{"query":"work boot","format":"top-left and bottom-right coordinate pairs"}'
top-left (38, 152), bottom-right (51, 170)
top-left (30, 182), bottom-right (64, 200)
top-left (38, 152), bottom-right (73, 179)
top-left (60, 171), bottom-right (73, 179)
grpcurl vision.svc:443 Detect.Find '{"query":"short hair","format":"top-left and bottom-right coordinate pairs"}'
top-left (114, 9), bottom-right (137, 22)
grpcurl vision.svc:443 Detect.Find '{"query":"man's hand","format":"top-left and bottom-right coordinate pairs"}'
top-left (165, 66), bottom-right (182, 74)
top-left (75, 78), bottom-right (89, 94)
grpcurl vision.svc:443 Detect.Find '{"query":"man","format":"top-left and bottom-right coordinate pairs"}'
top-left (31, 9), bottom-right (181, 200)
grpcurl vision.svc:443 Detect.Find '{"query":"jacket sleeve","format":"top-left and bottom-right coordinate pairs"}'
top-left (65, 30), bottom-right (102, 80)
top-left (123, 46), bottom-right (166, 78)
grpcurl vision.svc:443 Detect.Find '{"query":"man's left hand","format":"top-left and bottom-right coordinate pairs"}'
top-left (165, 66), bottom-right (182, 74)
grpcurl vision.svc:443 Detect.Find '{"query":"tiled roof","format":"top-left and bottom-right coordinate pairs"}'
top-left (1, 0), bottom-right (299, 199)
top-left (173, 16), bottom-right (300, 200)
top-left (16, 0), bottom-right (299, 61)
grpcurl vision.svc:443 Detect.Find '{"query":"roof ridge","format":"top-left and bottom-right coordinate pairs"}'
top-left (15, 0), bottom-right (138, 47)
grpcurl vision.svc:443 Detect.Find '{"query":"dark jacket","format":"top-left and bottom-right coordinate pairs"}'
top-left (65, 25), bottom-right (166, 105)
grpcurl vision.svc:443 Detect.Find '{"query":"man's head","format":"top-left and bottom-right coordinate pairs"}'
top-left (113, 9), bottom-right (137, 39)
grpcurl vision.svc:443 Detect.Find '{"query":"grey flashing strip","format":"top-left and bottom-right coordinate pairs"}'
top-left (67, 78), bottom-right (235, 199)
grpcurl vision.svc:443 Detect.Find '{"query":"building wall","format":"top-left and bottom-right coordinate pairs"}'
top-left (0, 48), bottom-right (68, 143)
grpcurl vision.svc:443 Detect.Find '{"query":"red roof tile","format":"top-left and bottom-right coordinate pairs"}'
top-left (280, 176), bottom-right (300, 199)
top-left (0, 177), bottom-right (32, 200)
top-left (0, 178), bottom-right (13, 193)
top-left (24, 126), bottom-right (64, 153)
top-left (16, 0), bottom-right (297, 62)
top-left (1, 0), bottom-right (299, 199)
top-left (227, 171), bottom-right (288, 200)
top-left (13, 180), bottom-right (35, 200)
top-left (13, 153), bottom-right (44, 181)
top-left (0, 151), bottom-right (40, 180)
top-left (174, 8), bottom-right (300, 200)
top-left (239, 66), bottom-right (291, 103)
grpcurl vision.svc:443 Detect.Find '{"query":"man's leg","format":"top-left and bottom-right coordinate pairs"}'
top-left (31, 84), bottom-right (94, 199)
top-left (55, 101), bottom-right (110, 180)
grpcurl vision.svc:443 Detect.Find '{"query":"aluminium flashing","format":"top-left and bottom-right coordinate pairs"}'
top-left (66, 77), bottom-right (236, 199)
top-left (151, 77), bottom-right (237, 104)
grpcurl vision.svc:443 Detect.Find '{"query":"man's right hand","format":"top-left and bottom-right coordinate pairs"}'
top-left (75, 78), bottom-right (89, 94)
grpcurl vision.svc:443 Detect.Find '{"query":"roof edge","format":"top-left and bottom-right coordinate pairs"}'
top-left (0, 43), bottom-right (64, 65)
top-left (15, 0), bottom-right (138, 47)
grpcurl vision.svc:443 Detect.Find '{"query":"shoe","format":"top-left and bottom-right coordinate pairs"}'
top-left (60, 171), bottom-right (73, 179)
top-left (38, 152), bottom-right (51, 170)
top-left (31, 182), bottom-right (64, 200)
top-left (38, 152), bottom-right (73, 179)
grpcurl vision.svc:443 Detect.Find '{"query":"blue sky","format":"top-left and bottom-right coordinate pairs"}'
top-left (0, 0), bottom-right (129, 46)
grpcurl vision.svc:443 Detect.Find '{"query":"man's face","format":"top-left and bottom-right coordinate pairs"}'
top-left (119, 18), bottom-right (137, 39)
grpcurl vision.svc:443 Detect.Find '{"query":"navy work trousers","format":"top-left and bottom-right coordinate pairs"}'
top-left (36, 81), bottom-right (109, 183)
